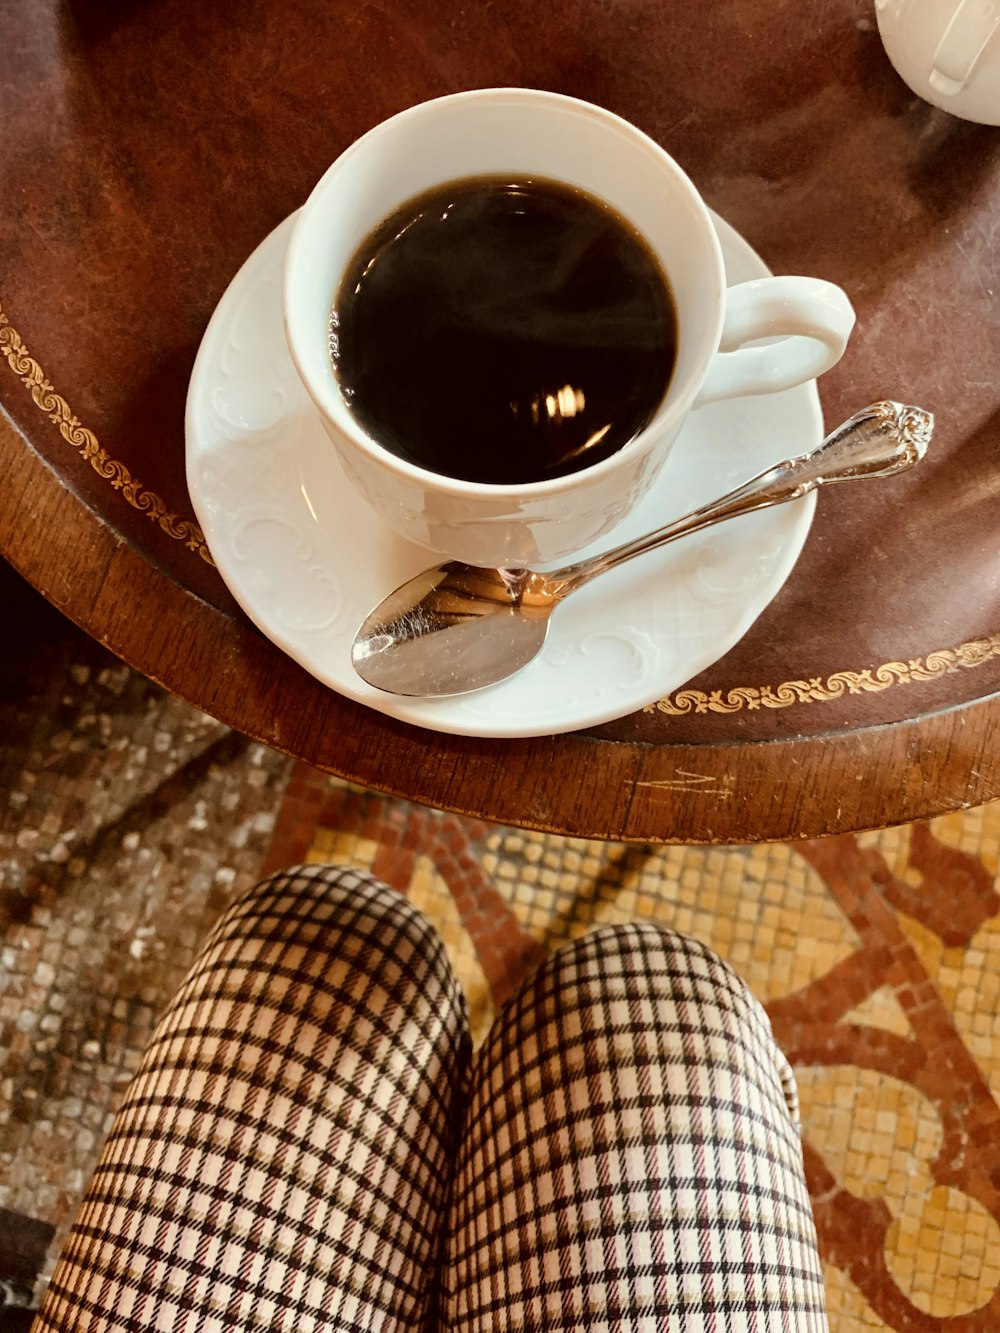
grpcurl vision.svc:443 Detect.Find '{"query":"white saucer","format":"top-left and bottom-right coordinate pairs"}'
top-left (186, 211), bottom-right (820, 739)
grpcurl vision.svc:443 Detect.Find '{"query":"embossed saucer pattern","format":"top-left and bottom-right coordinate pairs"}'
top-left (185, 211), bottom-right (821, 739)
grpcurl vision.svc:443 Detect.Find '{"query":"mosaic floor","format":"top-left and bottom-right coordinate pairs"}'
top-left (2, 558), bottom-right (999, 1329)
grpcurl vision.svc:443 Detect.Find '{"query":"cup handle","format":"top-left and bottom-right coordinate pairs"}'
top-left (929, 0), bottom-right (1000, 96)
top-left (694, 276), bottom-right (856, 407)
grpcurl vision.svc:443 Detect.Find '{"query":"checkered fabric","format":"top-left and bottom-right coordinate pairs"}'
top-left (33, 871), bottom-right (826, 1331)
top-left (32, 865), bottom-right (470, 1333)
top-left (443, 921), bottom-right (829, 1332)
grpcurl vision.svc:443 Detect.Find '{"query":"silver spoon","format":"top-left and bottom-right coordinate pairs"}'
top-left (352, 400), bottom-right (933, 698)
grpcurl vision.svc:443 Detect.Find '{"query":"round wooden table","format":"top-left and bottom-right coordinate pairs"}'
top-left (3, 0), bottom-right (1000, 843)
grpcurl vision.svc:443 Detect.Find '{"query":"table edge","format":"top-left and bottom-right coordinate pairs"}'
top-left (4, 406), bottom-right (998, 843)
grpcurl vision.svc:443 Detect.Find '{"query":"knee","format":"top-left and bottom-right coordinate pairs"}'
top-left (217, 862), bottom-right (426, 943)
top-left (196, 863), bottom-right (458, 1009)
top-left (513, 920), bottom-right (772, 1051)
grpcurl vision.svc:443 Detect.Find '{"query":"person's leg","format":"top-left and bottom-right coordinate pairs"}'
top-left (443, 921), bottom-right (828, 1332)
top-left (33, 865), bottom-right (469, 1333)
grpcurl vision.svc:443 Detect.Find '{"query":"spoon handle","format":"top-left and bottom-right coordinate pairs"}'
top-left (550, 400), bottom-right (933, 594)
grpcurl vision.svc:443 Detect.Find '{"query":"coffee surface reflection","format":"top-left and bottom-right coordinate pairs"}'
top-left (330, 175), bottom-right (677, 486)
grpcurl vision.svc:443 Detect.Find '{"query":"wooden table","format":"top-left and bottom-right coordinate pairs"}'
top-left (3, 0), bottom-right (1000, 844)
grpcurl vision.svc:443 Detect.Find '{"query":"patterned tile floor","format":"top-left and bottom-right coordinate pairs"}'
top-left (2, 559), bottom-right (999, 1328)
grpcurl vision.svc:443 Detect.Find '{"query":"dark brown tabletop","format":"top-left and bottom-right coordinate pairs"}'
top-left (3, 0), bottom-right (1000, 843)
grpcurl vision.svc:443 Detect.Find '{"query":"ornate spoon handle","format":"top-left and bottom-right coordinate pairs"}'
top-left (549, 401), bottom-right (933, 596)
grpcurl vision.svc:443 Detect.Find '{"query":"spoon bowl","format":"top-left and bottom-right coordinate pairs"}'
top-left (351, 566), bottom-right (553, 696)
top-left (352, 401), bottom-right (933, 698)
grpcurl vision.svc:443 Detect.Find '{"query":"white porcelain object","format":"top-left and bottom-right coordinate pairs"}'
top-left (876, 0), bottom-right (1000, 123)
top-left (186, 210), bottom-right (823, 739)
top-left (283, 88), bottom-right (855, 568)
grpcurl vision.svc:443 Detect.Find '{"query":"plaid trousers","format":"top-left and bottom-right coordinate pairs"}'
top-left (33, 865), bottom-right (828, 1332)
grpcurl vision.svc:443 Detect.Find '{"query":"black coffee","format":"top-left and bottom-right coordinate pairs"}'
top-left (330, 175), bottom-right (677, 486)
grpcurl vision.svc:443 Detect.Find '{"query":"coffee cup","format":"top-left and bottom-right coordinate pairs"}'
top-left (283, 88), bottom-right (855, 568)
top-left (875, 0), bottom-right (1000, 125)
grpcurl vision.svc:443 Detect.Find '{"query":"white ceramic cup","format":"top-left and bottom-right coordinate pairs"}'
top-left (283, 88), bottom-right (856, 568)
top-left (875, 0), bottom-right (1000, 125)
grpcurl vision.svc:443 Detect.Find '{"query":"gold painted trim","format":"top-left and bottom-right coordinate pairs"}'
top-left (646, 634), bottom-right (1000, 715)
top-left (0, 305), bottom-right (214, 565)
